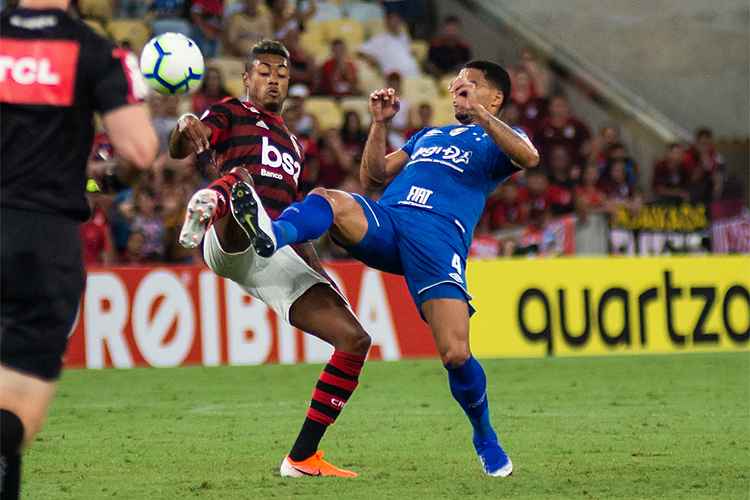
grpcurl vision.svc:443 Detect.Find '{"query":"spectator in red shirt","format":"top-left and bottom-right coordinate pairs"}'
top-left (518, 47), bottom-right (551, 98)
top-left (192, 66), bottom-right (231, 116)
top-left (405, 102), bottom-right (433, 139)
top-left (652, 143), bottom-right (690, 204)
top-left (426, 15), bottom-right (472, 76)
top-left (511, 69), bottom-right (547, 134)
top-left (80, 203), bottom-right (115, 265)
top-left (575, 163), bottom-right (607, 222)
top-left (589, 124), bottom-right (620, 167)
top-left (518, 168), bottom-right (551, 214)
top-left (576, 164), bottom-right (606, 209)
top-left (282, 26), bottom-right (316, 87)
top-left (482, 182), bottom-right (527, 232)
top-left (545, 145), bottom-right (576, 215)
top-left (536, 94), bottom-right (591, 165)
top-left (340, 110), bottom-right (367, 160)
top-left (317, 38), bottom-right (360, 97)
top-left (603, 141), bottom-right (638, 186)
top-left (190, 0), bottom-right (224, 58)
top-left (600, 158), bottom-right (642, 213)
top-left (684, 127), bottom-right (724, 201)
top-left (317, 129), bottom-right (354, 188)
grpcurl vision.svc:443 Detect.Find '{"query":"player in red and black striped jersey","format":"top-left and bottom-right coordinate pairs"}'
top-left (1, 1), bottom-right (158, 497)
top-left (169, 40), bottom-right (371, 478)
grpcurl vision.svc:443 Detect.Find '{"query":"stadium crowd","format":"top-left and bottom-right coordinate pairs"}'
top-left (13, 0), bottom-right (736, 263)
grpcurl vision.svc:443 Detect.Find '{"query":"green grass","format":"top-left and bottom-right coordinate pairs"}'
top-left (25, 353), bottom-right (750, 499)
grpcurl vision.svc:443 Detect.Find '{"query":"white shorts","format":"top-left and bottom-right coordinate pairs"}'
top-left (202, 225), bottom-right (332, 323)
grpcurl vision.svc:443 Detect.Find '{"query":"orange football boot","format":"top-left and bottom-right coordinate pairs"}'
top-left (279, 451), bottom-right (358, 478)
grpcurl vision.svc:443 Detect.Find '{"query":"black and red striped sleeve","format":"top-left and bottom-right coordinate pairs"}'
top-left (200, 101), bottom-right (233, 146)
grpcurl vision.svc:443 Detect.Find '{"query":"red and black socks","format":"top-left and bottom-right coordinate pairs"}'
top-left (289, 351), bottom-right (366, 461)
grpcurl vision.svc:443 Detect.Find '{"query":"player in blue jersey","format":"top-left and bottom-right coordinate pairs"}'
top-left (228, 60), bottom-right (539, 476)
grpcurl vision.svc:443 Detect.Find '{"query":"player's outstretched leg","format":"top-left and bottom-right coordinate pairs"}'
top-left (179, 169), bottom-right (245, 249)
top-left (237, 187), bottom-right (337, 257)
top-left (422, 298), bottom-right (513, 477)
top-left (280, 284), bottom-right (371, 478)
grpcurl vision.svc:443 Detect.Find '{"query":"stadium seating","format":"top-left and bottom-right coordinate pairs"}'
top-left (438, 74), bottom-right (455, 95)
top-left (431, 97), bottom-right (456, 126)
top-left (84, 19), bottom-right (109, 38)
top-left (320, 18), bottom-right (366, 48)
top-left (303, 97), bottom-right (343, 130)
top-left (107, 19), bottom-right (151, 53)
top-left (346, 1), bottom-right (385, 24)
top-left (363, 17), bottom-right (385, 38)
top-left (78, 0), bottom-right (113, 21)
top-left (410, 40), bottom-right (429, 64)
top-left (209, 57), bottom-right (246, 97)
top-left (339, 96), bottom-right (371, 126)
top-left (355, 57), bottom-right (385, 93)
top-left (402, 75), bottom-right (439, 103)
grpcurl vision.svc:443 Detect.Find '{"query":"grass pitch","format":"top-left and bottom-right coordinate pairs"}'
top-left (26, 353), bottom-right (749, 499)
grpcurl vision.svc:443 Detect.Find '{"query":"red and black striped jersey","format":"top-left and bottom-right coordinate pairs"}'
top-left (1, 7), bottom-right (146, 221)
top-left (201, 98), bottom-right (305, 218)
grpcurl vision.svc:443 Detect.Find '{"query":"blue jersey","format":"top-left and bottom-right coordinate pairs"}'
top-left (379, 124), bottom-right (527, 246)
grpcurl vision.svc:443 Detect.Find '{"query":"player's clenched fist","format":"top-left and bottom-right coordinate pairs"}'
top-left (369, 87), bottom-right (401, 123)
top-left (177, 113), bottom-right (211, 153)
top-left (449, 75), bottom-right (484, 118)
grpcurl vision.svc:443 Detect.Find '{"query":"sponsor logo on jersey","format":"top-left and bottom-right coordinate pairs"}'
top-left (406, 185), bottom-right (433, 205)
top-left (0, 39), bottom-right (79, 105)
top-left (260, 135), bottom-right (301, 184)
top-left (410, 145), bottom-right (472, 172)
top-left (398, 185), bottom-right (434, 209)
top-left (9, 15), bottom-right (58, 29)
top-left (260, 168), bottom-right (283, 180)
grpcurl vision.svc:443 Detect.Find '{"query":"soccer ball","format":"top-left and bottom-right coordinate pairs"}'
top-left (140, 33), bottom-right (204, 95)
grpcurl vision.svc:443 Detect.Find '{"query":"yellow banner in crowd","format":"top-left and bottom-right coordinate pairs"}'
top-left (468, 256), bottom-right (750, 358)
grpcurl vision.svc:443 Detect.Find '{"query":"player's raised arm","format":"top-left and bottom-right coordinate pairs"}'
top-left (450, 74), bottom-right (540, 169)
top-left (360, 88), bottom-right (409, 189)
top-left (169, 113), bottom-right (213, 159)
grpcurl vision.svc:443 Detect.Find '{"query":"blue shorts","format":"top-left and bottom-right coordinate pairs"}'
top-left (343, 194), bottom-right (475, 317)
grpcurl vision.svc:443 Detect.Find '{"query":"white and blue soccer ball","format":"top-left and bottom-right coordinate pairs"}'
top-left (139, 33), bottom-right (204, 95)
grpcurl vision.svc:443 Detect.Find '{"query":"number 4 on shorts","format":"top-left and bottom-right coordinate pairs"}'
top-left (449, 253), bottom-right (464, 284)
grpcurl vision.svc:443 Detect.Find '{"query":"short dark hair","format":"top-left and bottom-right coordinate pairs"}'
top-left (246, 39), bottom-right (290, 70)
top-left (695, 127), bottom-right (713, 139)
top-left (463, 60), bottom-right (511, 112)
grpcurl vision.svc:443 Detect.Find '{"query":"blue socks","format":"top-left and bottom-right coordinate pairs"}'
top-left (446, 356), bottom-right (497, 443)
top-left (272, 194), bottom-right (334, 249)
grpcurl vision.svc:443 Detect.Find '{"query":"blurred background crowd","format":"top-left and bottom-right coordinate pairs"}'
top-left (3, 0), bottom-right (744, 264)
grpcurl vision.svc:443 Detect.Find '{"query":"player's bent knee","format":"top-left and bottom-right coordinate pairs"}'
top-left (440, 345), bottom-right (471, 368)
top-left (337, 324), bottom-right (372, 356)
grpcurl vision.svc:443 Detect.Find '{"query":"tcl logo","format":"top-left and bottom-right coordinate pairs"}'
top-left (0, 56), bottom-right (60, 84)
top-left (0, 39), bottom-right (78, 105)
top-left (260, 136), bottom-right (301, 185)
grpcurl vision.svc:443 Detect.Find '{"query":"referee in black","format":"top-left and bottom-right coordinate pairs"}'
top-left (0, 1), bottom-right (158, 497)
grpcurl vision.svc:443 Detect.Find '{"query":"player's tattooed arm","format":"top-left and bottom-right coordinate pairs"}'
top-left (360, 88), bottom-right (409, 189)
top-left (169, 113), bottom-right (212, 159)
top-left (476, 110), bottom-right (540, 168)
top-left (450, 77), bottom-right (540, 168)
